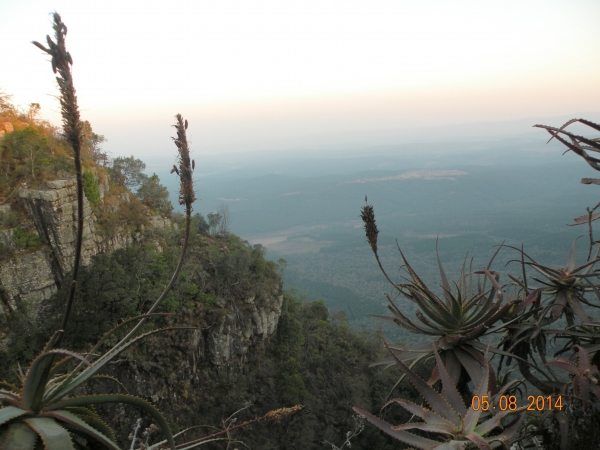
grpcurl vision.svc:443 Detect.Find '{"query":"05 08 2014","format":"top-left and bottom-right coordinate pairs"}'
top-left (471, 395), bottom-right (563, 411)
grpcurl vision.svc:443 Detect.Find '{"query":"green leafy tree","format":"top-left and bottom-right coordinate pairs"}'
top-left (3, 126), bottom-right (49, 179)
top-left (108, 155), bottom-right (146, 188)
top-left (80, 120), bottom-right (108, 165)
top-left (193, 212), bottom-right (210, 235)
top-left (136, 173), bottom-right (172, 216)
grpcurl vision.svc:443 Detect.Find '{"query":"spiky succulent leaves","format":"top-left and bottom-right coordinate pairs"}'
top-left (45, 326), bottom-right (195, 404)
top-left (535, 119), bottom-right (600, 171)
top-left (370, 293), bottom-right (439, 336)
top-left (504, 242), bottom-right (600, 330)
top-left (46, 394), bottom-right (174, 448)
top-left (351, 407), bottom-right (441, 449)
top-left (43, 410), bottom-right (120, 450)
top-left (379, 248), bottom-right (520, 392)
top-left (356, 344), bottom-right (523, 449)
top-left (433, 343), bottom-right (466, 414)
top-left (547, 345), bottom-right (600, 402)
top-left (61, 405), bottom-right (117, 443)
top-left (23, 417), bottom-right (75, 449)
top-left (1, 422), bottom-right (39, 450)
top-left (85, 313), bottom-right (173, 363)
top-left (385, 342), bottom-right (462, 428)
top-left (436, 238), bottom-right (459, 316)
top-left (0, 406), bottom-right (29, 427)
top-left (20, 350), bottom-right (91, 411)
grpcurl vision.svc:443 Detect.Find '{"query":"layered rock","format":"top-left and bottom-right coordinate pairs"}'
top-left (207, 289), bottom-right (283, 367)
top-left (0, 177), bottom-right (174, 319)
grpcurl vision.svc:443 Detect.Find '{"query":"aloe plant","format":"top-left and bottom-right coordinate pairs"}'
top-left (0, 323), bottom-right (184, 449)
top-left (361, 204), bottom-right (523, 395)
top-left (547, 345), bottom-right (600, 404)
top-left (507, 241), bottom-right (600, 325)
top-left (354, 343), bottom-right (525, 449)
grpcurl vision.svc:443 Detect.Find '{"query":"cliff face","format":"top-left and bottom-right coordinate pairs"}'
top-left (207, 290), bottom-right (283, 368)
top-left (0, 174), bottom-right (287, 447)
top-left (0, 177), bottom-right (174, 343)
top-left (0, 177), bottom-right (284, 373)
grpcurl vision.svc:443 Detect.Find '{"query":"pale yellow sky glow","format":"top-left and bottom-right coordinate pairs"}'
top-left (2, 0), bottom-right (600, 156)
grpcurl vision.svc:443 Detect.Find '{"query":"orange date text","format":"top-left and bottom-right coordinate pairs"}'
top-left (470, 395), bottom-right (563, 411)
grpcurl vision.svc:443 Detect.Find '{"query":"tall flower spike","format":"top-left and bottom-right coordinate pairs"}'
top-left (32, 12), bottom-right (84, 346)
top-left (360, 203), bottom-right (379, 254)
top-left (171, 114), bottom-right (196, 210)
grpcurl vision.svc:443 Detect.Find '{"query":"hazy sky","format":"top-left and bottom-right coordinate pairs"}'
top-left (2, 0), bottom-right (600, 157)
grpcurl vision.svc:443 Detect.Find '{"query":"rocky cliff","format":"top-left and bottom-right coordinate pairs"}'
top-left (0, 177), bottom-right (174, 345)
top-left (0, 176), bottom-right (284, 371)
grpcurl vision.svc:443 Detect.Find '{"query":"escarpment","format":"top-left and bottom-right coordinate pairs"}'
top-left (0, 176), bottom-right (175, 345)
top-left (0, 174), bottom-right (286, 370)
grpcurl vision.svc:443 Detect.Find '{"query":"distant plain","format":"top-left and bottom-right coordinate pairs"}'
top-left (149, 129), bottom-right (600, 343)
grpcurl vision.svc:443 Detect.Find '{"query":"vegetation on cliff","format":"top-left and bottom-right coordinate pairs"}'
top-left (0, 211), bottom-right (409, 448)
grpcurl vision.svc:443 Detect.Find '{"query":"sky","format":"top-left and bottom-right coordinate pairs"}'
top-left (2, 0), bottom-right (600, 158)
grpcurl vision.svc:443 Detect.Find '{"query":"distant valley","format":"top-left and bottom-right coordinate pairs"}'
top-left (150, 135), bottom-right (600, 343)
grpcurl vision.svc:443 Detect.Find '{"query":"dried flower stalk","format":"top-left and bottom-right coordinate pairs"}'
top-left (32, 12), bottom-right (83, 345)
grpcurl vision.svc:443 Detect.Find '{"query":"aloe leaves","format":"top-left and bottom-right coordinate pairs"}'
top-left (1, 422), bottom-right (39, 450)
top-left (0, 326), bottom-right (184, 449)
top-left (547, 345), bottom-right (600, 402)
top-left (364, 231), bottom-right (519, 392)
top-left (355, 344), bottom-right (525, 449)
top-left (535, 119), bottom-right (600, 173)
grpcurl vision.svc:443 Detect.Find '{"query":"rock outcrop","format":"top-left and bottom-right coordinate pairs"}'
top-left (207, 289), bottom-right (283, 368)
top-left (0, 177), bottom-right (174, 326)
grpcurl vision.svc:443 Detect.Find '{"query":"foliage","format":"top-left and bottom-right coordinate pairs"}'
top-left (94, 188), bottom-right (150, 239)
top-left (12, 225), bottom-right (41, 249)
top-left (547, 345), bottom-right (600, 404)
top-left (355, 345), bottom-right (525, 449)
top-left (136, 173), bottom-right (173, 217)
top-left (107, 156), bottom-right (146, 188)
top-left (80, 120), bottom-right (108, 165)
top-left (0, 124), bottom-right (74, 199)
top-left (203, 238), bottom-right (278, 299)
top-left (0, 97), bottom-right (108, 206)
top-left (82, 170), bottom-right (101, 206)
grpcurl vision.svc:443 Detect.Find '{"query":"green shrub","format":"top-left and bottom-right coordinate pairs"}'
top-left (199, 291), bottom-right (217, 307)
top-left (82, 170), bottom-right (101, 206)
top-left (13, 225), bottom-right (41, 248)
